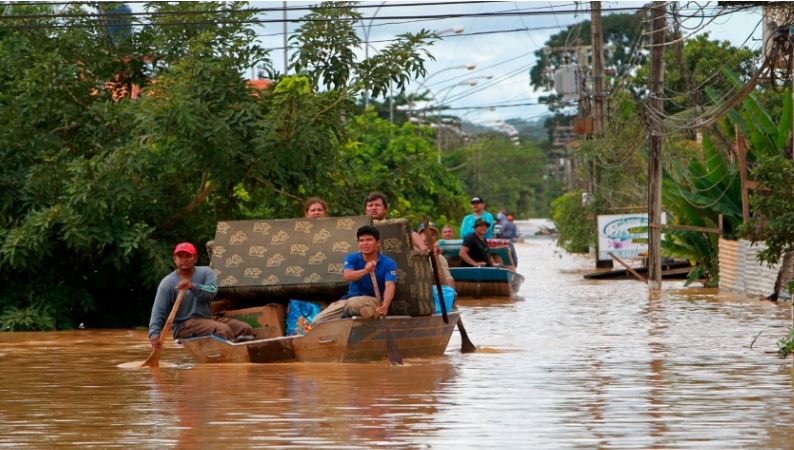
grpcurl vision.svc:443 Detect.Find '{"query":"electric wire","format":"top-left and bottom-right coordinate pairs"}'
top-left (0, 5), bottom-right (651, 30)
top-left (0, 1), bottom-right (506, 18)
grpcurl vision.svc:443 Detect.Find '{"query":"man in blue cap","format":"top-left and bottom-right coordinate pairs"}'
top-left (459, 196), bottom-right (495, 239)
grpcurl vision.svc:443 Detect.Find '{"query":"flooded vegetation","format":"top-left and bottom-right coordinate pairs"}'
top-left (1, 235), bottom-right (792, 448)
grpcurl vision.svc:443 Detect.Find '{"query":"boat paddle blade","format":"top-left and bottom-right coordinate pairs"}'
top-left (141, 289), bottom-right (186, 368)
top-left (140, 349), bottom-right (161, 368)
top-left (370, 272), bottom-right (403, 365)
top-left (383, 318), bottom-right (403, 365)
top-left (457, 318), bottom-right (477, 353)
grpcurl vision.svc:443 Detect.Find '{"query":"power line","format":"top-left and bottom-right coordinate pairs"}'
top-left (0, 1), bottom-right (506, 20)
top-left (427, 50), bottom-right (534, 88)
top-left (443, 62), bottom-right (534, 104)
top-left (264, 24), bottom-right (571, 52)
top-left (0, 6), bottom-right (652, 30)
top-left (418, 101), bottom-right (549, 111)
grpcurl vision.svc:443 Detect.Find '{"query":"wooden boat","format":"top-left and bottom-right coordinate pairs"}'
top-left (449, 267), bottom-right (525, 298)
top-left (179, 310), bottom-right (460, 364)
top-left (583, 260), bottom-right (692, 281)
top-left (175, 216), bottom-right (468, 364)
top-left (439, 238), bottom-right (524, 298)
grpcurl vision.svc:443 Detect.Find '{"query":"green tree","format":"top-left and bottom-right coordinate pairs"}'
top-left (332, 112), bottom-right (467, 223)
top-left (288, 1), bottom-right (437, 100)
top-left (0, 2), bottom-right (442, 330)
top-left (551, 191), bottom-right (592, 254)
top-left (0, 2), bottom-right (271, 329)
top-left (529, 12), bottom-right (646, 92)
top-left (743, 155), bottom-right (794, 278)
top-left (633, 33), bottom-right (757, 114)
top-left (447, 135), bottom-right (549, 218)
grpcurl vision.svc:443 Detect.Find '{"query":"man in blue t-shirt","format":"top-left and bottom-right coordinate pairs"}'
top-left (460, 196), bottom-right (495, 239)
top-left (313, 225), bottom-right (398, 324)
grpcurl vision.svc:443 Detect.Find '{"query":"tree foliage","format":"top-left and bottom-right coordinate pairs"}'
top-left (0, 2), bottom-right (444, 330)
top-left (289, 1), bottom-right (437, 99)
top-left (446, 135), bottom-right (551, 219)
top-left (745, 155), bottom-right (794, 272)
top-left (633, 33), bottom-right (756, 113)
top-left (529, 12), bottom-right (646, 92)
top-left (333, 112), bottom-right (468, 222)
top-left (551, 191), bottom-right (592, 254)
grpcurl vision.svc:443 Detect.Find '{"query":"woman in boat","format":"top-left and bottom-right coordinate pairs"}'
top-left (303, 197), bottom-right (329, 218)
top-left (458, 218), bottom-right (497, 268)
top-left (441, 224), bottom-right (456, 240)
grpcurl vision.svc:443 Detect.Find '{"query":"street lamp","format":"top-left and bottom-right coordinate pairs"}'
top-left (361, 2), bottom-right (385, 109)
top-left (407, 79), bottom-right (476, 164)
top-left (422, 63), bottom-right (476, 84)
top-left (410, 75), bottom-right (490, 109)
top-left (436, 79), bottom-right (478, 105)
top-left (438, 75), bottom-right (493, 103)
top-left (439, 26), bottom-right (465, 35)
top-left (487, 121), bottom-right (521, 146)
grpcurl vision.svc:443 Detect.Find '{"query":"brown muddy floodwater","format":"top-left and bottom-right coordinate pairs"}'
top-left (1, 235), bottom-right (793, 449)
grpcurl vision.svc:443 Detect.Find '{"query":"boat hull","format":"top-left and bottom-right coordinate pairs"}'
top-left (180, 310), bottom-right (460, 364)
top-left (449, 267), bottom-right (524, 298)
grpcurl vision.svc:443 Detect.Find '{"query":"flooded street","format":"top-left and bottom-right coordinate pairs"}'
top-left (1, 231), bottom-right (793, 448)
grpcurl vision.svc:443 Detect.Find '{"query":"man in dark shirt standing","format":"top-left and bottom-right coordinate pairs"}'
top-left (458, 218), bottom-right (496, 268)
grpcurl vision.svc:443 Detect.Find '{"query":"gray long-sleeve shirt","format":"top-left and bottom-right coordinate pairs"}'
top-left (148, 266), bottom-right (218, 339)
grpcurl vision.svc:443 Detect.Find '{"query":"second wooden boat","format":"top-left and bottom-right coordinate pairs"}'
top-left (448, 267), bottom-right (524, 298)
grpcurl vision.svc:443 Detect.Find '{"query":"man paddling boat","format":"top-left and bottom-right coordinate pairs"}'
top-left (148, 242), bottom-right (254, 348)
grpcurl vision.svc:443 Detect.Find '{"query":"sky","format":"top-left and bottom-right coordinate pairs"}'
top-left (248, 1), bottom-right (764, 131)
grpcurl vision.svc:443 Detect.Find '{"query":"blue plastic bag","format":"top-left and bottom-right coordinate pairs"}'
top-left (432, 285), bottom-right (456, 314)
top-left (286, 299), bottom-right (322, 336)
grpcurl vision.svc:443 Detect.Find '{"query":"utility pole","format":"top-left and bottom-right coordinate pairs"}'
top-left (591, 2), bottom-right (610, 268)
top-left (591, 2), bottom-right (605, 138)
top-left (647, 2), bottom-right (666, 290)
top-left (283, 2), bottom-right (288, 74)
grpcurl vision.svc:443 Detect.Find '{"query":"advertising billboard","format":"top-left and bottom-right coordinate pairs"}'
top-left (596, 213), bottom-right (666, 261)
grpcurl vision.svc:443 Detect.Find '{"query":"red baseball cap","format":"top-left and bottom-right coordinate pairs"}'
top-left (173, 242), bottom-right (197, 256)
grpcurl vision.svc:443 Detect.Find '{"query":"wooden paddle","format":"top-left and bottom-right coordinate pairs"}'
top-left (369, 271), bottom-right (403, 365)
top-left (455, 316), bottom-right (477, 354)
top-left (422, 217), bottom-right (449, 324)
top-left (422, 217), bottom-right (476, 353)
top-left (141, 289), bottom-right (186, 368)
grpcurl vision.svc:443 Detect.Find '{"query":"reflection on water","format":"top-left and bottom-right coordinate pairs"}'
top-left (1, 237), bottom-right (793, 448)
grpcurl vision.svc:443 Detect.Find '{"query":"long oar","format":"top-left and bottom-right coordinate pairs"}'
top-left (370, 271), bottom-right (403, 365)
top-left (455, 316), bottom-right (477, 354)
top-left (428, 240), bottom-right (476, 352)
top-left (141, 289), bottom-right (186, 368)
top-left (423, 217), bottom-right (449, 324)
top-left (423, 218), bottom-right (476, 353)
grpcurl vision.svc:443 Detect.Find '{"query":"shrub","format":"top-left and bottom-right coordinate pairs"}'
top-left (551, 191), bottom-right (593, 254)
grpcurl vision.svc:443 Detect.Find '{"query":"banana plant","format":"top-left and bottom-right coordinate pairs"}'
top-left (660, 68), bottom-right (791, 285)
top-left (661, 133), bottom-right (740, 286)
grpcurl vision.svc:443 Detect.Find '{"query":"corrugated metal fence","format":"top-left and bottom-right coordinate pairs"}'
top-left (719, 238), bottom-right (792, 299)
